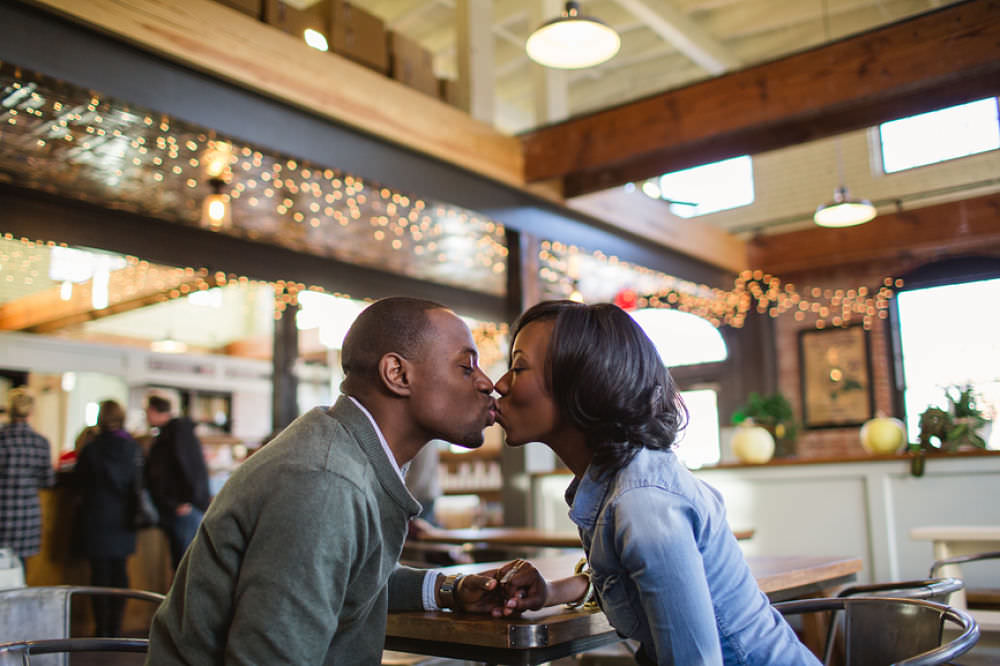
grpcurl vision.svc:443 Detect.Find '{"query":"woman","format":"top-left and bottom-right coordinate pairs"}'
top-left (0, 387), bottom-right (55, 577)
top-left (74, 399), bottom-right (142, 636)
top-left (493, 301), bottom-right (818, 665)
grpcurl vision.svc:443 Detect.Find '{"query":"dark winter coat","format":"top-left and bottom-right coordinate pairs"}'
top-left (73, 429), bottom-right (141, 558)
top-left (146, 417), bottom-right (210, 514)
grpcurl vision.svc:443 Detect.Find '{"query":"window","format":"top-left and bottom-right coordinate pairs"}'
top-left (629, 308), bottom-right (727, 367)
top-left (636, 155), bottom-right (755, 218)
top-left (675, 388), bottom-right (721, 469)
top-left (879, 98), bottom-right (1000, 173)
top-left (896, 277), bottom-right (1000, 448)
top-left (630, 308), bottom-right (728, 467)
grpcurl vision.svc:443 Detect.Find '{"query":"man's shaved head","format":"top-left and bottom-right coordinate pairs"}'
top-left (341, 297), bottom-right (446, 388)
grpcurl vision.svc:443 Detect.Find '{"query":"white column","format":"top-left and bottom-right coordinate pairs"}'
top-left (455, 0), bottom-right (495, 124)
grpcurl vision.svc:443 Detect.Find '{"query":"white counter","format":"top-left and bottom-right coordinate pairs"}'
top-left (531, 452), bottom-right (1000, 587)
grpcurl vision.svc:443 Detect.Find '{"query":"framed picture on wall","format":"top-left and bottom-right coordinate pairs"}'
top-left (799, 325), bottom-right (874, 428)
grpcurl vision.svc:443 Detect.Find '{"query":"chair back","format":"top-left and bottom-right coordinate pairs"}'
top-left (775, 596), bottom-right (980, 666)
top-left (0, 638), bottom-right (148, 666)
top-left (821, 578), bottom-right (964, 664)
top-left (0, 587), bottom-right (164, 666)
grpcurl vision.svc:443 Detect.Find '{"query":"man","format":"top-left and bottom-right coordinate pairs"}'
top-left (147, 297), bottom-right (503, 665)
top-left (0, 387), bottom-right (54, 577)
top-left (144, 395), bottom-right (211, 569)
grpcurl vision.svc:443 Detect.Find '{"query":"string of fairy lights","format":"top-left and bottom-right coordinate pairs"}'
top-left (2, 63), bottom-right (901, 336)
top-left (538, 242), bottom-right (900, 330)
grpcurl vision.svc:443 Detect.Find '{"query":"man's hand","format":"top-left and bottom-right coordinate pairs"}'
top-left (451, 573), bottom-right (502, 614)
top-left (176, 503), bottom-right (193, 516)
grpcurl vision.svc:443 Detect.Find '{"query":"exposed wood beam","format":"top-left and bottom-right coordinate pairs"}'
top-left (567, 188), bottom-right (748, 273)
top-left (612, 0), bottom-right (740, 73)
top-left (24, 0), bottom-right (524, 187)
top-left (520, 0), bottom-right (1000, 195)
top-left (747, 193), bottom-right (1000, 275)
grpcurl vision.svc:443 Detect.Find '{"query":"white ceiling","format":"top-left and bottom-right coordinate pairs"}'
top-left (364, 0), bottom-right (957, 133)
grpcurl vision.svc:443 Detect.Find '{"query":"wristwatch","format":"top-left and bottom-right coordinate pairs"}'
top-left (439, 573), bottom-right (465, 611)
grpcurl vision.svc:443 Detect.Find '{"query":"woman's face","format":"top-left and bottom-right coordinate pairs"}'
top-left (494, 320), bottom-right (561, 447)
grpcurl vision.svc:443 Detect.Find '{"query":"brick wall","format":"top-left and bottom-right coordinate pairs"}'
top-left (775, 248), bottom-right (1000, 459)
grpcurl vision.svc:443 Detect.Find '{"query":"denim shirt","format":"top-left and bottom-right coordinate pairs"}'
top-left (566, 447), bottom-right (820, 666)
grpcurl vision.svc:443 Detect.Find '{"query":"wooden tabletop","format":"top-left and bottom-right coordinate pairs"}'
top-left (910, 525), bottom-right (1000, 542)
top-left (415, 526), bottom-right (755, 549)
top-left (385, 552), bottom-right (861, 664)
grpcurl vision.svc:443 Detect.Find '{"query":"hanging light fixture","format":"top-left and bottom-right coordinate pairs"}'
top-left (814, 186), bottom-right (877, 228)
top-left (526, 1), bottom-right (620, 70)
top-left (812, 0), bottom-right (875, 229)
top-left (201, 178), bottom-right (231, 230)
top-left (200, 140), bottom-right (233, 230)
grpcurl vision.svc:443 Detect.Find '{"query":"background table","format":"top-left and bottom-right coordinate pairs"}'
top-left (911, 525), bottom-right (1000, 631)
top-left (386, 552), bottom-right (861, 665)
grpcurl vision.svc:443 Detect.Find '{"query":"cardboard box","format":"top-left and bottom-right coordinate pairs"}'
top-left (330, 1), bottom-right (389, 74)
top-left (214, 0), bottom-right (262, 19)
top-left (263, 0), bottom-right (328, 46)
top-left (438, 77), bottom-right (459, 107)
top-left (387, 30), bottom-right (438, 98)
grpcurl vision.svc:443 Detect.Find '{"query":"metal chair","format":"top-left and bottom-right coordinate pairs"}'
top-left (0, 587), bottom-right (164, 666)
top-left (930, 550), bottom-right (1000, 633)
top-left (0, 637), bottom-right (148, 666)
top-left (821, 577), bottom-right (964, 664)
top-left (775, 597), bottom-right (979, 666)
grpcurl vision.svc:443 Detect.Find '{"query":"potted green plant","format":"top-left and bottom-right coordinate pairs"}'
top-left (731, 392), bottom-right (799, 458)
top-left (909, 386), bottom-right (991, 476)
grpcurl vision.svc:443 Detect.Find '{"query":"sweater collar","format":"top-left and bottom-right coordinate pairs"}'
top-left (328, 396), bottom-right (420, 516)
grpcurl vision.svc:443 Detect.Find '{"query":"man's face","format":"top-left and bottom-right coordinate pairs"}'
top-left (145, 406), bottom-right (168, 428)
top-left (406, 309), bottom-right (496, 448)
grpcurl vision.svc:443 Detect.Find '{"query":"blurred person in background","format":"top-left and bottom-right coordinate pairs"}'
top-left (73, 400), bottom-right (142, 636)
top-left (144, 396), bottom-right (210, 569)
top-left (0, 387), bottom-right (55, 577)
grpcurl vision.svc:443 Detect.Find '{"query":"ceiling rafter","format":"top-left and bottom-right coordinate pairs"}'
top-left (611, 0), bottom-right (740, 73)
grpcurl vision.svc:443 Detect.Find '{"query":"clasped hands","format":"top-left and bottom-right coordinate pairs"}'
top-left (444, 558), bottom-right (552, 618)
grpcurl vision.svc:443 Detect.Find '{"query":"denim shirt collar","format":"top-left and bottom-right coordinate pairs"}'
top-left (566, 465), bottom-right (612, 529)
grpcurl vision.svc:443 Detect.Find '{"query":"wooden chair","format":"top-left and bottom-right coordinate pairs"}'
top-left (775, 597), bottom-right (979, 665)
top-left (0, 586), bottom-right (164, 666)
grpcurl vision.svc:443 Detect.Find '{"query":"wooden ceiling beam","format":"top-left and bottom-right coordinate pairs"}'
top-left (25, 0), bottom-right (524, 188)
top-left (520, 0), bottom-right (1000, 195)
top-left (746, 193), bottom-right (1000, 275)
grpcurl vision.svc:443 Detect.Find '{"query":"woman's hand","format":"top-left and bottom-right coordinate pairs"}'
top-left (494, 559), bottom-right (550, 616)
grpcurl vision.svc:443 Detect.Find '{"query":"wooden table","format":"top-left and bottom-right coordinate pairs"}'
top-left (385, 552), bottom-right (861, 665)
top-left (911, 525), bottom-right (1000, 631)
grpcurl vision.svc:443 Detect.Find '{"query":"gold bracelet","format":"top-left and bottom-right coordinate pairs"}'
top-left (565, 557), bottom-right (598, 610)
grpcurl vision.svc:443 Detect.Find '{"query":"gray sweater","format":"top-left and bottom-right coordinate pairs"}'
top-left (147, 397), bottom-right (425, 665)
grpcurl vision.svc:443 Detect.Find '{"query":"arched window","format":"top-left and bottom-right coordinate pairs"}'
top-left (629, 308), bottom-right (728, 367)
top-left (630, 308), bottom-right (729, 468)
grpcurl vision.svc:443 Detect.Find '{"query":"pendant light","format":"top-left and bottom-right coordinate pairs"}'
top-left (526, 2), bottom-right (621, 70)
top-left (813, 0), bottom-right (876, 229)
top-left (200, 141), bottom-right (233, 231)
top-left (814, 186), bottom-right (877, 228)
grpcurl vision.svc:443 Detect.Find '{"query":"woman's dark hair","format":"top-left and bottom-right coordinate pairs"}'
top-left (97, 399), bottom-right (126, 432)
top-left (511, 300), bottom-right (688, 475)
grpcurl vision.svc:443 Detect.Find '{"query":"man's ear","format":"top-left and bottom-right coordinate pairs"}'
top-left (378, 353), bottom-right (412, 397)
